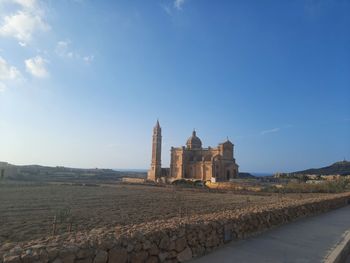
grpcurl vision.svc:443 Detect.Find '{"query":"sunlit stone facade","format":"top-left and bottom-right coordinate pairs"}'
top-left (148, 121), bottom-right (239, 182)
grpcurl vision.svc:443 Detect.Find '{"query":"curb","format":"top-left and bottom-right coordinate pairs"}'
top-left (324, 230), bottom-right (350, 263)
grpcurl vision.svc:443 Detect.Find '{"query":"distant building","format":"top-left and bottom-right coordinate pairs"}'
top-left (147, 121), bottom-right (239, 182)
top-left (0, 162), bottom-right (18, 179)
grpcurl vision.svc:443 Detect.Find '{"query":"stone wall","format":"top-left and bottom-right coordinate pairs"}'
top-left (1, 193), bottom-right (349, 263)
top-left (121, 178), bottom-right (146, 184)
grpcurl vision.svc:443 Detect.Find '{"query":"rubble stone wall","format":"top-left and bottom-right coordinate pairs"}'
top-left (1, 194), bottom-right (350, 263)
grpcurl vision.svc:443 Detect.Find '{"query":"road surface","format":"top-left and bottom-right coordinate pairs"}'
top-left (191, 205), bottom-right (350, 263)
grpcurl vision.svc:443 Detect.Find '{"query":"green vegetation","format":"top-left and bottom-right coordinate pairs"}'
top-left (171, 179), bottom-right (206, 187)
top-left (265, 178), bottom-right (350, 193)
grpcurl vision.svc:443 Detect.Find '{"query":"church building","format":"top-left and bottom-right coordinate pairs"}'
top-left (147, 121), bottom-right (239, 182)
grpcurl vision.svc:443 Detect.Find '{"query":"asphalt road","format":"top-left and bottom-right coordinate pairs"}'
top-left (191, 205), bottom-right (350, 263)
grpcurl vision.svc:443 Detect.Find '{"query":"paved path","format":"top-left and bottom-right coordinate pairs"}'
top-left (191, 205), bottom-right (350, 263)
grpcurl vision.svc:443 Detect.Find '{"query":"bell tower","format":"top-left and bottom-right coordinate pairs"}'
top-left (147, 120), bottom-right (162, 181)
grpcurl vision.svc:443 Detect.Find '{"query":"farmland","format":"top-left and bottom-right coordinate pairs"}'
top-left (0, 181), bottom-right (341, 244)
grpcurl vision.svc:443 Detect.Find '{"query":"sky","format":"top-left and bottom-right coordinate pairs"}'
top-left (0, 0), bottom-right (349, 173)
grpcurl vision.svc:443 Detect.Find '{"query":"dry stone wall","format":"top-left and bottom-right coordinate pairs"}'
top-left (1, 193), bottom-right (350, 263)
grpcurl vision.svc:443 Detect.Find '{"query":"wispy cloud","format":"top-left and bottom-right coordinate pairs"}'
top-left (55, 40), bottom-right (75, 58)
top-left (0, 56), bottom-right (21, 91)
top-left (25, 56), bottom-right (49, 78)
top-left (174, 0), bottom-right (186, 10)
top-left (161, 4), bottom-right (172, 16)
top-left (0, 56), bottom-right (21, 80)
top-left (83, 55), bottom-right (94, 64)
top-left (162, 0), bottom-right (187, 15)
top-left (0, 0), bottom-right (94, 88)
top-left (55, 40), bottom-right (94, 64)
top-left (236, 125), bottom-right (292, 139)
top-left (13, 0), bottom-right (38, 10)
top-left (261, 127), bottom-right (281, 135)
top-left (0, 0), bottom-right (50, 46)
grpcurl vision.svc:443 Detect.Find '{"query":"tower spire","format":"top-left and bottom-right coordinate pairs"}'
top-left (148, 120), bottom-right (162, 181)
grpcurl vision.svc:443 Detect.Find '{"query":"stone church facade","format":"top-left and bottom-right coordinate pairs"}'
top-left (147, 121), bottom-right (239, 182)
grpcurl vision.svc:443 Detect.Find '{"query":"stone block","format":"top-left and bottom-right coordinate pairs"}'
top-left (77, 249), bottom-right (94, 260)
top-left (148, 244), bottom-right (159, 256)
top-left (52, 258), bottom-right (62, 263)
top-left (224, 224), bottom-right (233, 243)
top-left (108, 248), bottom-right (127, 263)
top-left (145, 256), bottom-right (159, 263)
top-left (47, 248), bottom-right (59, 261)
top-left (76, 258), bottom-right (93, 263)
top-left (130, 251), bottom-right (148, 263)
top-left (158, 252), bottom-right (168, 262)
top-left (177, 247), bottom-right (192, 262)
top-left (168, 250), bottom-right (179, 259)
top-left (93, 250), bottom-right (108, 263)
top-left (3, 255), bottom-right (20, 263)
top-left (143, 240), bottom-right (152, 250)
top-left (175, 237), bottom-right (187, 252)
top-left (159, 236), bottom-right (170, 250)
top-left (61, 254), bottom-right (75, 263)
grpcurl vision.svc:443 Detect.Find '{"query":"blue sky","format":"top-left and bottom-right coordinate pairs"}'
top-left (0, 0), bottom-right (349, 173)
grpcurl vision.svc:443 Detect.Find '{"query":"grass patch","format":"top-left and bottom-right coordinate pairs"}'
top-left (265, 178), bottom-right (350, 193)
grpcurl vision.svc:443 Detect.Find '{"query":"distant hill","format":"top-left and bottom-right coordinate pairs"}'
top-left (238, 172), bottom-right (257, 179)
top-left (0, 162), bottom-right (146, 182)
top-left (293, 160), bottom-right (350, 176)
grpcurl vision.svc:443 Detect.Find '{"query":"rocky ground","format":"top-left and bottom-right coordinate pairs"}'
top-left (1, 191), bottom-right (349, 263)
top-left (0, 181), bottom-right (344, 244)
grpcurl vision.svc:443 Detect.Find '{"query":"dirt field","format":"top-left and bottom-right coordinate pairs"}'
top-left (0, 181), bottom-right (338, 244)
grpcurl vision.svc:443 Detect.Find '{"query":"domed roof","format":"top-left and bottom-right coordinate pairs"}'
top-left (186, 130), bottom-right (202, 149)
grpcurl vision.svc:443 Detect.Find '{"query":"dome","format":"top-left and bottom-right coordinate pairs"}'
top-left (186, 130), bottom-right (202, 149)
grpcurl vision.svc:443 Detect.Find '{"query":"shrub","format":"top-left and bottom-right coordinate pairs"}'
top-left (264, 178), bottom-right (350, 193)
top-left (171, 179), bottom-right (206, 188)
